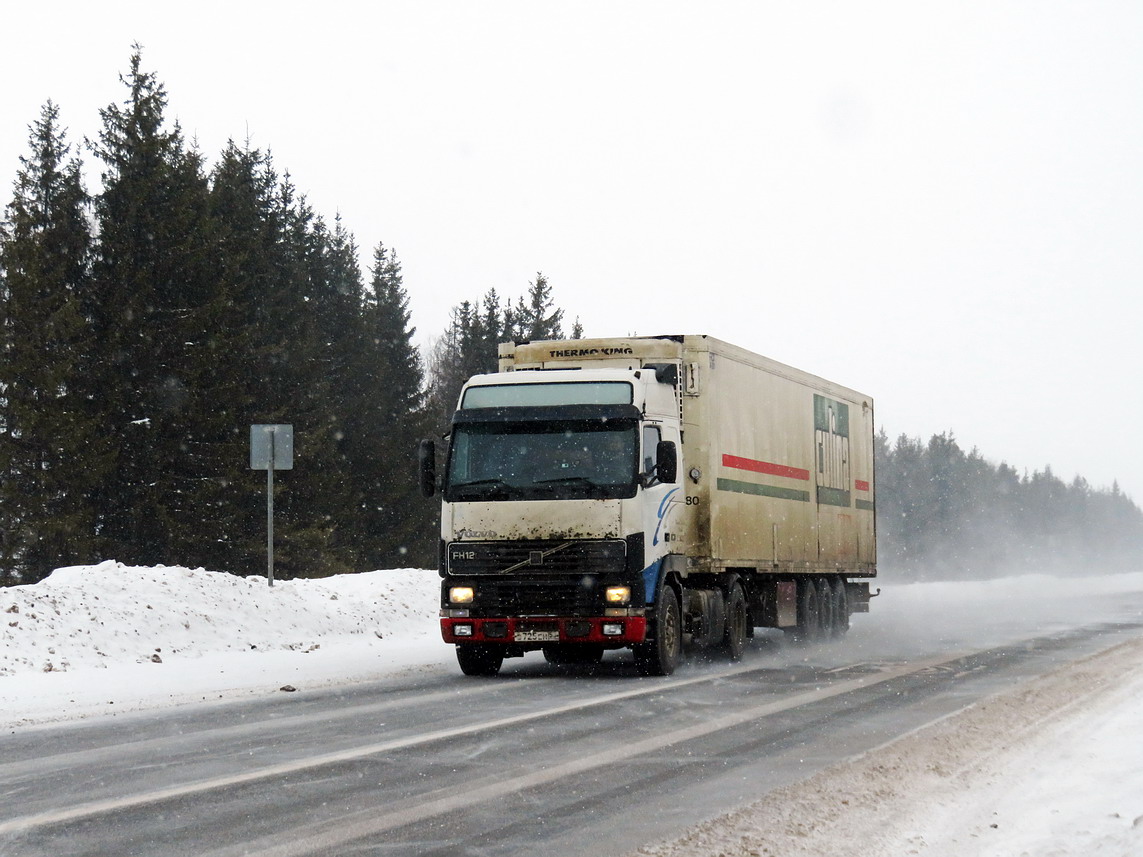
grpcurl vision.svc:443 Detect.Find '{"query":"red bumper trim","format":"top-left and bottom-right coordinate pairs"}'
top-left (441, 616), bottom-right (647, 645)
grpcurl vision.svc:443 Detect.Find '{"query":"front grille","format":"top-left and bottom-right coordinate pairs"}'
top-left (447, 539), bottom-right (626, 576)
top-left (478, 578), bottom-right (599, 616)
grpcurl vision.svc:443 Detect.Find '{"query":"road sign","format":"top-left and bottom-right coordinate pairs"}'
top-left (250, 424), bottom-right (293, 586)
top-left (250, 424), bottom-right (293, 470)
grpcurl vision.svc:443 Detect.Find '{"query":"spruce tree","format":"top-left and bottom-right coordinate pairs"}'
top-left (0, 102), bottom-right (105, 583)
top-left (308, 213), bottom-right (368, 570)
top-left (87, 48), bottom-right (231, 567)
top-left (515, 271), bottom-right (564, 341)
top-left (427, 273), bottom-right (581, 432)
top-left (349, 243), bottom-right (434, 566)
top-left (426, 300), bottom-right (477, 430)
top-left (257, 181), bottom-right (349, 577)
top-left (203, 141), bottom-right (289, 573)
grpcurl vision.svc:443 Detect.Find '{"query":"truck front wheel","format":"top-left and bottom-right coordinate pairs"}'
top-left (456, 644), bottom-right (504, 676)
top-left (634, 587), bottom-right (682, 676)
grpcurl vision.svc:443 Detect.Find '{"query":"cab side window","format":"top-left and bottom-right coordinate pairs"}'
top-left (642, 425), bottom-right (662, 484)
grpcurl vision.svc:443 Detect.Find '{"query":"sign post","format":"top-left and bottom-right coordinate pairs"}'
top-left (250, 424), bottom-right (294, 586)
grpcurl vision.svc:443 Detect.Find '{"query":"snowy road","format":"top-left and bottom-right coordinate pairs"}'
top-left (3, 579), bottom-right (1142, 856)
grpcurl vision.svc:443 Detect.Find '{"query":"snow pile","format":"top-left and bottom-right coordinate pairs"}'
top-left (0, 561), bottom-right (438, 675)
top-left (0, 562), bottom-right (445, 728)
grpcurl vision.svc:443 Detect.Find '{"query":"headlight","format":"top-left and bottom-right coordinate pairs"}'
top-left (605, 586), bottom-right (631, 605)
top-left (449, 586), bottom-right (475, 604)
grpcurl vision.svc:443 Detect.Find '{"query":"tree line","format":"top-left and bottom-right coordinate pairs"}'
top-left (2, 50), bottom-right (1140, 586)
top-left (424, 275), bottom-right (581, 430)
top-left (875, 431), bottom-right (1143, 580)
top-left (0, 50), bottom-right (577, 585)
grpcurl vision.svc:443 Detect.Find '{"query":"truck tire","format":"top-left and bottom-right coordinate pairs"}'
top-left (634, 586), bottom-right (682, 676)
top-left (790, 578), bottom-right (822, 644)
top-left (456, 644), bottom-right (504, 676)
top-left (832, 578), bottom-right (850, 638)
top-left (722, 582), bottom-right (748, 660)
top-left (818, 577), bottom-right (836, 638)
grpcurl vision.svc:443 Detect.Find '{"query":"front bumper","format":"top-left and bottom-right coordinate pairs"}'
top-left (440, 615), bottom-right (648, 646)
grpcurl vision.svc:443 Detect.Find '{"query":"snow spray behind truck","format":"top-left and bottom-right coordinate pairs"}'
top-left (418, 335), bottom-right (877, 676)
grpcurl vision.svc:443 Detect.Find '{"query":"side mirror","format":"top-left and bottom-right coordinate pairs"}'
top-left (655, 440), bottom-right (678, 484)
top-left (418, 439), bottom-right (436, 497)
top-left (652, 363), bottom-right (678, 387)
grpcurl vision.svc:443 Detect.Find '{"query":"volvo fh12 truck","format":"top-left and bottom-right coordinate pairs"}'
top-left (418, 335), bottom-right (876, 676)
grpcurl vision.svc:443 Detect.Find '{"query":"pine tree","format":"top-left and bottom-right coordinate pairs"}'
top-left (514, 271), bottom-right (564, 341)
top-left (0, 102), bottom-right (105, 583)
top-left (202, 141), bottom-right (290, 573)
top-left (426, 300), bottom-right (478, 430)
top-left (260, 183), bottom-right (351, 577)
top-left (426, 273), bottom-right (579, 432)
top-left (86, 47), bottom-right (224, 565)
top-left (347, 243), bottom-right (434, 566)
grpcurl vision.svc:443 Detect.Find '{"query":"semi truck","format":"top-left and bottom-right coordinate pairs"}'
top-left (418, 334), bottom-right (876, 676)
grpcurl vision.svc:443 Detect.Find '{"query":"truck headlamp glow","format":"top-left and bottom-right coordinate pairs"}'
top-left (449, 586), bottom-right (475, 604)
top-left (605, 585), bottom-right (631, 605)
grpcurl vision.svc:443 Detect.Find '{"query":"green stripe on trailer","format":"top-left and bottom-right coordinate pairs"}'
top-left (717, 477), bottom-right (810, 503)
top-left (816, 486), bottom-right (852, 508)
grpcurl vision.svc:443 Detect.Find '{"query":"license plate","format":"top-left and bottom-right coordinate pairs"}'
top-left (515, 627), bottom-right (559, 642)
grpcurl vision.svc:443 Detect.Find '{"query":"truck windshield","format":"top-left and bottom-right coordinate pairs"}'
top-left (445, 420), bottom-right (639, 501)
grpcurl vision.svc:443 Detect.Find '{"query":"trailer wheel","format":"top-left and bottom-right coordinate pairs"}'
top-left (790, 578), bottom-right (822, 644)
top-left (456, 644), bottom-right (504, 676)
top-left (832, 578), bottom-right (850, 638)
top-left (722, 582), bottom-right (748, 660)
top-left (818, 577), bottom-right (836, 639)
top-left (634, 587), bottom-right (682, 676)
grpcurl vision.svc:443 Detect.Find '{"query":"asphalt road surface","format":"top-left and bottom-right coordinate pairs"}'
top-left (3, 584), bottom-right (1142, 857)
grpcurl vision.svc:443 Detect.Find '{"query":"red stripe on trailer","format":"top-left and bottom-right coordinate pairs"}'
top-left (722, 454), bottom-right (810, 481)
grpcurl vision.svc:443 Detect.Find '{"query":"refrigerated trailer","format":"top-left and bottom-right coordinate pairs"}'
top-left (418, 334), bottom-right (876, 676)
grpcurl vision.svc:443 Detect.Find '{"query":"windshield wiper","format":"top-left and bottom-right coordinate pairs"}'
top-left (532, 476), bottom-right (599, 487)
top-left (450, 478), bottom-right (514, 494)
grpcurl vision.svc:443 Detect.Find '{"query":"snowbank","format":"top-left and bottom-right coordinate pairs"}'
top-left (0, 562), bottom-right (447, 728)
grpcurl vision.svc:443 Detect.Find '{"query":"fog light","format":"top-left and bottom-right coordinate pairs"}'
top-left (605, 586), bottom-right (631, 605)
top-left (454, 623), bottom-right (474, 637)
top-left (449, 586), bottom-right (475, 604)
top-left (602, 622), bottom-right (624, 636)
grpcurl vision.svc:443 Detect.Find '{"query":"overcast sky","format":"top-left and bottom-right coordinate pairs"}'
top-left (4, 2), bottom-right (1142, 498)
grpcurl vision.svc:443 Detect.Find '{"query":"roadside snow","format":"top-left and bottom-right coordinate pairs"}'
top-left (630, 635), bottom-right (1143, 857)
top-left (0, 561), bottom-right (448, 729)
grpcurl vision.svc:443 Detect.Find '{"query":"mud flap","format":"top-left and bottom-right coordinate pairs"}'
top-left (846, 580), bottom-right (879, 613)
